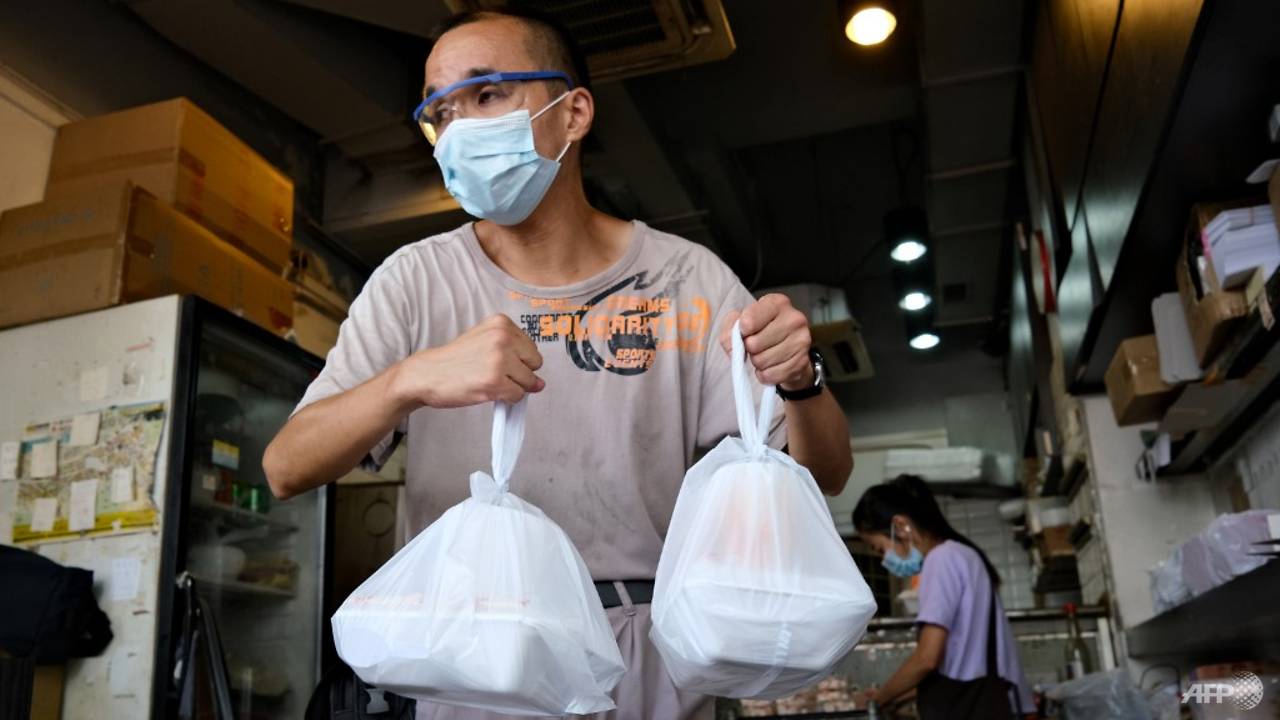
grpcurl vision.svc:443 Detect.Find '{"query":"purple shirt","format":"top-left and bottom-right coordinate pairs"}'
top-left (916, 540), bottom-right (1035, 712)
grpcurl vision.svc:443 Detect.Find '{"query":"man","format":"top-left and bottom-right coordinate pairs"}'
top-left (264, 9), bottom-right (853, 719)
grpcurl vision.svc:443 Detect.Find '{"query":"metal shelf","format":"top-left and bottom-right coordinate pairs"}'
top-left (747, 707), bottom-right (870, 712)
top-left (1160, 271), bottom-right (1280, 476)
top-left (1126, 560), bottom-right (1280, 659)
top-left (866, 605), bottom-right (1108, 631)
top-left (190, 500), bottom-right (298, 535)
top-left (191, 572), bottom-right (296, 599)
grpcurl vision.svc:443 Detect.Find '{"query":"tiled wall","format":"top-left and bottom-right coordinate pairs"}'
top-left (938, 496), bottom-right (1036, 609)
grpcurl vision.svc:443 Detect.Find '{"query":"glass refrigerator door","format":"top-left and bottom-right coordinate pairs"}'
top-left (183, 317), bottom-right (326, 720)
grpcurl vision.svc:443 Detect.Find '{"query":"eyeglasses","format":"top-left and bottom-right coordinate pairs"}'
top-left (412, 71), bottom-right (574, 146)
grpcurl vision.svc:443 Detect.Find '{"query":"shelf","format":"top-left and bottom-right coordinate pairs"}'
top-left (747, 707), bottom-right (870, 712)
top-left (1126, 560), bottom-right (1280, 659)
top-left (866, 605), bottom-right (1107, 631)
top-left (1068, 520), bottom-right (1092, 548)
top-left (1160, 270), bottom-right (1280, 476)
top-left (190, 501), bottom-right (298, 535)
top-left (190, 573), bottom-right (296, 599)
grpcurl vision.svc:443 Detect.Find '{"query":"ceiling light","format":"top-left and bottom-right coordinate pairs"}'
top-left (909, 332), bottom-right (940, 350)
top-left (846, 5), bottom-right (897, 46)
top-left (899, 291), bottom-right (932, 312)
top-left (890, 239), bottom-right (927, 263)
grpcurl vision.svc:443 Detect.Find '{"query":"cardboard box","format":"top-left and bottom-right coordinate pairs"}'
top-left (46, 98), bottom-right (293, 272)
top-left (290, 296), bottom-right (343, 358)
top-left (1036, 525), bottom-right (1075, 558)
top-left (0, 184), bottom-right (293, 334)
top-left (1176, 238), bottom-right (1249, 368)
top-left (1104, 335), bottom-right (1183, 426)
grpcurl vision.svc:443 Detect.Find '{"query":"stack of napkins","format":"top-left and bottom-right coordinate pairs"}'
top-left (1151, 293), bottom-right (1201, 382)
top-left (1203, 205), bottom-right (1280, 289)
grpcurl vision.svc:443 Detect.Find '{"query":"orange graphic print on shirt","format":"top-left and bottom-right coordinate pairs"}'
top-left (513, 249), bottom-right (711, 375)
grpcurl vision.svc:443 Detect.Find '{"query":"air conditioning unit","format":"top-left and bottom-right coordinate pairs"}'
top-left (446, 0), bottom-right (736, 82)
top-left (755, 284), bottom-right (874, 383)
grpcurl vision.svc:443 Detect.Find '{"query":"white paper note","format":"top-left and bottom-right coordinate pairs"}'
top-left (69, 478), bottom-right (98, 531)
top-left (110, 466), bottom-right (135, 504)
top-left (108, 647), bottom-right (139, 697)
top-left (68, 412), bottom-right (101, 447)
top-left (0, 441), bottom-right (18, 480)
top-left (80, 366), bottom-right (110, 402)
top-left (30, 441), bottom-right (58, 478)
top-left (1269, 513), bottom-right (1280, 540)
top-left (84, 456), bottom-right (107, 472)
top-left (30, 497), bottom-right (57, 532)
top-left (107, 557), bottom-right (142, 602)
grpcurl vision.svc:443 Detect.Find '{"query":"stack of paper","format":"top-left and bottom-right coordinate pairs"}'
top-left (1152, 293), bottom-right (1202, 382)
top-left (1202, 205), bottom-right (1274, 248)
top-left (1204, 205), bottom-right (1280, 289)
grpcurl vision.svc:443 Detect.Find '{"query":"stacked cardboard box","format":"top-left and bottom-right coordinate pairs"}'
top-left (1178, 201), bottom-right (1255, 368)
top-left (0, 98), bottom-right (296, 335)
top-left (46, 98), bottom-right (294, 272)
top-left (0, 184), bottom-right (292, 334)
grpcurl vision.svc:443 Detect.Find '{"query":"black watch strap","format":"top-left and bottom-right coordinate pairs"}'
top-left (776, 348), bottom-right (825, 401)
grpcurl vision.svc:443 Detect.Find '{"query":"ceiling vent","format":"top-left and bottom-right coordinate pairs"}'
top-left (446, 0), bottom-right (736, 81)
top-left (755, 284), bottom-right (875, 383)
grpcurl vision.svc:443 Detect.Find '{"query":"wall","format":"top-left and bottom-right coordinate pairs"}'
top-left (1078, 395), bottom-right (1218, 632)
top-left (828, 429), bottom-right (949, 537)
top-left (939, 497), bottom-right (1035, 610)
top-left (1226, 401), bottom-right (1280, 512)
top-left (0, 66), bottom-right (77, 214)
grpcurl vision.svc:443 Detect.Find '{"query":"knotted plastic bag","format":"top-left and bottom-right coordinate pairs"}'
top-left (650, 322), bottom-right (877, 699)
top-left (332, 399), bottom-right (625, 715)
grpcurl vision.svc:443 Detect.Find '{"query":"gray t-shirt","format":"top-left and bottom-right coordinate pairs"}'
top-left (294, 221), bottom-right (785, 580)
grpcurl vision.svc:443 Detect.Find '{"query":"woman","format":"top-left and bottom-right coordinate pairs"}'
top-left (853, 475), bottom-right (1036, 719)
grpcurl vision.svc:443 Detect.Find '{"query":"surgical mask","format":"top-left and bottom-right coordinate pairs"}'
top-left (432, 92), bottom-right (572, 226)
top-left (882, 524), bottom-right (923, 578)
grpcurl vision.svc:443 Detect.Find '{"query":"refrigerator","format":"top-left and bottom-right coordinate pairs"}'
top-left (0, 295), bottom-right (333, 720)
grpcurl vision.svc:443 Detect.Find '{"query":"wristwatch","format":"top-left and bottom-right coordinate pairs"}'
top-left (776, 348), bottom-right (826, 401)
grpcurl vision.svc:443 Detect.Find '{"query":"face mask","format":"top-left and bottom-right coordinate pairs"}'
top-left (432, 92), bottom-right (572, 226)
top-left (882, 524), bottom-right (923, 578)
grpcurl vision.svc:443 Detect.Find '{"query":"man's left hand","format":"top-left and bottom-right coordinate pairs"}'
top-left (720, 294), bottom-right (814, 391)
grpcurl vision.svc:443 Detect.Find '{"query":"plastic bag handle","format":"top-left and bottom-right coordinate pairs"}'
top-left (730, 320), bottom-right (777, 454)
top-left (490, 397), bottom-right (527, 492)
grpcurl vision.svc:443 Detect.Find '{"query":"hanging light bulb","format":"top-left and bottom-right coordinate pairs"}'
top-left (899, 291), bottom-right (932, 312)
top-left (890, 239), bottom-right (927, 263)
top-left (909, 332), bottom-right (940, 350)
top-left (845, 4), bottom-right (897, 46)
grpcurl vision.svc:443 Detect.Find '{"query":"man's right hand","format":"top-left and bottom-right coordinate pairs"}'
top-left (390, 314), bottom-right (545, 409)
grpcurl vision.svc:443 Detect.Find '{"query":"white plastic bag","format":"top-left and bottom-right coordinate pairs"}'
top-left (331, 399), bottom-right (625, 715)
top-left (650, 322), bottom-right (877, 699)
top-left (1046, 669), bottom-right (1153, 720)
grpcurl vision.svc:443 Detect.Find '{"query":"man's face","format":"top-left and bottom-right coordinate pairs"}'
top-left (424, 18), bottom-right (563, 156)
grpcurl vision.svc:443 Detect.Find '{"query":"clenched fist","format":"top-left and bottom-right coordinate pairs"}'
top-left (720, 293), bottom-right (814, 390)
top-left (391, 314), bottom-right (544, 409)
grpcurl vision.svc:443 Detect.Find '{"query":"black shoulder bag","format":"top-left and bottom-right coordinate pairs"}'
top-left (915, 582), bottom-right (1017, 720)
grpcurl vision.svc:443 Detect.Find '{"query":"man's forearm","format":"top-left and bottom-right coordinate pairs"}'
top-left (263, 364), bottom-right (412, 500)
top-left (785, 389), bottom-right (852, 495)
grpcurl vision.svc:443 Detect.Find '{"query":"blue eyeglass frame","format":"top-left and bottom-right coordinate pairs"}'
top-left (412, 71), bottom-right (574, 123)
